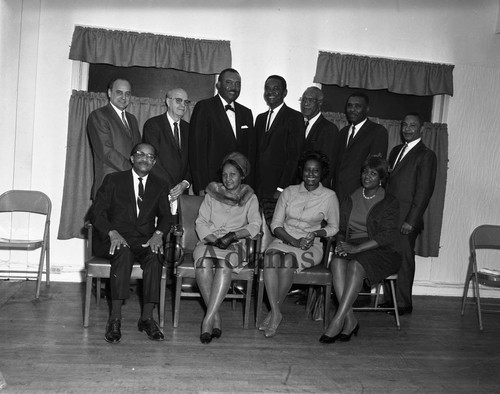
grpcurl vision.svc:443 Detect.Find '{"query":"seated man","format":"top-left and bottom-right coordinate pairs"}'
top-left (90, 143), bottom-right (174, 343)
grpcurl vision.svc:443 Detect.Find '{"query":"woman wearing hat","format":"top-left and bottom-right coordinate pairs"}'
top-left (193, 152), bottom-right (262, 344)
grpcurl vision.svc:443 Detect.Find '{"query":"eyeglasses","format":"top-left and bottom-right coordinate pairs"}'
top-left (168, 97), bottom-right (191, 106)
top-left (299, 97), bottom-right (319, 105)
top-left (134, 151), bottom-right (156, 161)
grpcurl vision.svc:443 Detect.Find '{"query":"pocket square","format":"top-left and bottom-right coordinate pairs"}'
top-left (241, 125), bottom-right (249, 129)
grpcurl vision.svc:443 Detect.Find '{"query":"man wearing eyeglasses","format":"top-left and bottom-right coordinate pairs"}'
top-left (88, 78), bottom-right (141, 200)
top-left (189, 68), bottom-right (256, 194)
top-left (143, 88), bottom-right (192, 208)
top-left (300, 86), bottom-right (340, 189)
top-left (90, 143), bottom-right (174, 343)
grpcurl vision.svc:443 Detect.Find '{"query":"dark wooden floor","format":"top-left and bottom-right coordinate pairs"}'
top-left (1, 280), bottom-right (499, 393)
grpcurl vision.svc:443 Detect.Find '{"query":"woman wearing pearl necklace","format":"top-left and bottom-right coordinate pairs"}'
top-left (320, 155), bottom-right (401, 344)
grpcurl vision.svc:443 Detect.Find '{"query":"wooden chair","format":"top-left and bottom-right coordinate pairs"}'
top-left (0, 190), bottom-right (51, 299)
top-left (461, 224), bottom-right (500, 330)
top-left (83, 223), bottom-right (168, 328)
top-left (255, 218), bottom-right (333, 330)
top-left (172, 195), bottom-right (257, 329)
top-left (352, 274), bottom-right (401, 330)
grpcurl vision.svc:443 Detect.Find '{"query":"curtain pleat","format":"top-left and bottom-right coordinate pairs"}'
top-left (57, 91), bottom-right (194, 240)
top-left (69, 26), bottom-right (231, 74)
top-left (314, 52), bottom-right (454, 96)
top-left (323, 112), bottom-right (448, 257)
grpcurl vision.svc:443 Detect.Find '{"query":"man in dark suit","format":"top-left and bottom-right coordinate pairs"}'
top-left (88, 78), bottom-right (141, 199)
top-left (300, 86), bottom-right (340, 189)
top-left (255, 75), bottom-right (305, 223)
top-left (90, 143), bottom-right (174, 343)
top-left (143, 88), bottom-right (191, 210)
top-left (385, 113), bottom-right (437, 315)
top-left (189, 68), bottom-right (256, 194)
top-left (335, 92), bottom-right (388, 201)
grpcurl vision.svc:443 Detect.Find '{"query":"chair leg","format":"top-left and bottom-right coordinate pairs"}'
top-left (243, 278), bottom-right (253, 329)
top-left (35, 246), bottom-right (46, 299)
top-left (84, 276), bottom-right (93, 327)
top-left (389, 279), bottom-right (400, 330)
top-left (255, 272), bottom-right (265, 328)
top-left (96, 278), bottom-right (102, 306)
top-left (159, 268), bottom-right (166, 328)
top-left (45, 237), bottom-right (50, 287)
top-left (461, 261), bottom-right (473, 316)
top-left (305, 286), bottom-right (315, 314)
top-left (473, 271), bottom-right (483, 330)
top-left (324, 284), bottom-right (332, 330)
top-left (173, 275), bottom-right (182, 328)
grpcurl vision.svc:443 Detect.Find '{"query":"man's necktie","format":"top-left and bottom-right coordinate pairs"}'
top-left (305, 120), bottom-right (309, 129)
top-left (225, 104), bottom-right (234, 112)
top-left (173, 122), bottom-right (180, 150)
top-left (137, 177), bottom-right (144, 213)
top-left (393, 143), bottom-right (408, 168)
top-left (266, 109), bottom-right (274, 132)
top-left (347, 125), bottom-right (355, 147)
top-left (121, 111), bottom-right (131, 136)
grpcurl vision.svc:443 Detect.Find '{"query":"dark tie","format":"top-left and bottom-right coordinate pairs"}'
top-left (305, 120), bottom-right (309, 129)
top-left (266, 109), bottom-right (274, 132)
top-left (225, 104), bottom-right (234, 112)
top-left (393, 144), bottom-right (408, 168)
top-left (173, 122), bottom-right (180, 150)
top-left (137, 177), bottom-right (144, 212)
top-left (347, 125), bottom-right (355, 147)
top-left (121, 111), bottom-right (131, 136)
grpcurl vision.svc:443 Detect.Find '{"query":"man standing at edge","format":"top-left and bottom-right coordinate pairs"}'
top-left (90, 143), bottom-right (174, 343)
top-left (88, 78), bottom-right (141, 199)
top-left (189, 68), bottom-right (256, 194)
top-left (385, 113), bottom-right (437, 315)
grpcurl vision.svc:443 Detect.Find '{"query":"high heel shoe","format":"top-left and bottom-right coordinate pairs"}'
top-left (264, 315), bottom-right (282, 338)
top-left (211, 328), bottom-right (222, 339)
top-left (338, 323), bottom-right (360, 342)
top-left (319, 332), bottom-right (342, 344)
top-left (200, 332), bottom-right (212, 344)
top-left (258, 313), bottom-right (271, 331)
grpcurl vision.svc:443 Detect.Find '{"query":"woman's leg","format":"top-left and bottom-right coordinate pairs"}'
top-left (324, 259), bottom-right (365, 337)
top-left (199, 260), bottom-right (232, 334)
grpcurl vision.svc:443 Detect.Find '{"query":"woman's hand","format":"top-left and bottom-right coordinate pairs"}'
top-left (335, 241), bottom-right (359, 256)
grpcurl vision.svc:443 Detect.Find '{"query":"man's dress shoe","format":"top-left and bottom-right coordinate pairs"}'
top-left (105, 318), bottom-right (121, 343)
top-left (200, 332), bottom-right (212, 344)
top-left (138, 318), bottom-right (165, 341)
top-left (211, 328), bottom-right (222, 339)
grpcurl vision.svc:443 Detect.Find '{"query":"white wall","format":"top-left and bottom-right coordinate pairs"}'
top-left (2, 0), bottom-right (500, 295)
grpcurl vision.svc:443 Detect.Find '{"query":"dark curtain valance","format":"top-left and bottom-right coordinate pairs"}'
top-left (69, 26), bottom-right (231, 74)
top-left (314, 52), bottom-right (454, 96)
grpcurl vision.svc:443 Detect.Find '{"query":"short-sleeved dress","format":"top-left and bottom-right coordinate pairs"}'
top-left (265, 182), bottom-right (339, 272)
top-left (193, 183), bottom-right (262, 272)
top-left (338, 187), bottom-right (402, 285)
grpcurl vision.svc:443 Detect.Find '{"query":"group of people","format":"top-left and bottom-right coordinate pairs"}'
top-left (86, 68), bottom-right (437, 345)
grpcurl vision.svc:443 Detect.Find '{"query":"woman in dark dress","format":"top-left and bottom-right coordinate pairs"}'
top-left (320, 155), bottom-right (401, 344)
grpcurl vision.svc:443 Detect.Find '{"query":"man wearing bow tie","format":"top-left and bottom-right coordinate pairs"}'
top-left (189, 68), bottom-right (256, 193)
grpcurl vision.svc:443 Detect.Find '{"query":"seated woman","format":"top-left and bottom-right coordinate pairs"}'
top-left (320, 155), bottom-right (401, 344)
top-left (193, 152), bottom-right (262, 344)
top-left (262, 150), bottom-right (340, 338)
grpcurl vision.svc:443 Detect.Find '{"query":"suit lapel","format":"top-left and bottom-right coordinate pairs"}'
top-left (125, 171), bottom-right (138, 221)
top-left (215, 97), bottom-right (237, 140)
top-left (391, 141), bottom-right (424, 175)
top-left (163, 114), bottom-right (182, 157)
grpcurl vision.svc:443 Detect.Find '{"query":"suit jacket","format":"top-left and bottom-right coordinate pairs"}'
top-left (142, 113), bottom-right (191, 188)
top-left (303, 114), bottom-right (340, 189)
top-left (188, 96), bottom-right (255, 193)
top-left (87, 103), bottom-right (141, 199)
top-left (255, 104), bottom-right (305, 198)
top-left (90, 170), bottom-right (173, 246)
top-left (335, 119), bottom-right (388, 200)
top-left (385, 141), bottom-right (437, 231)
